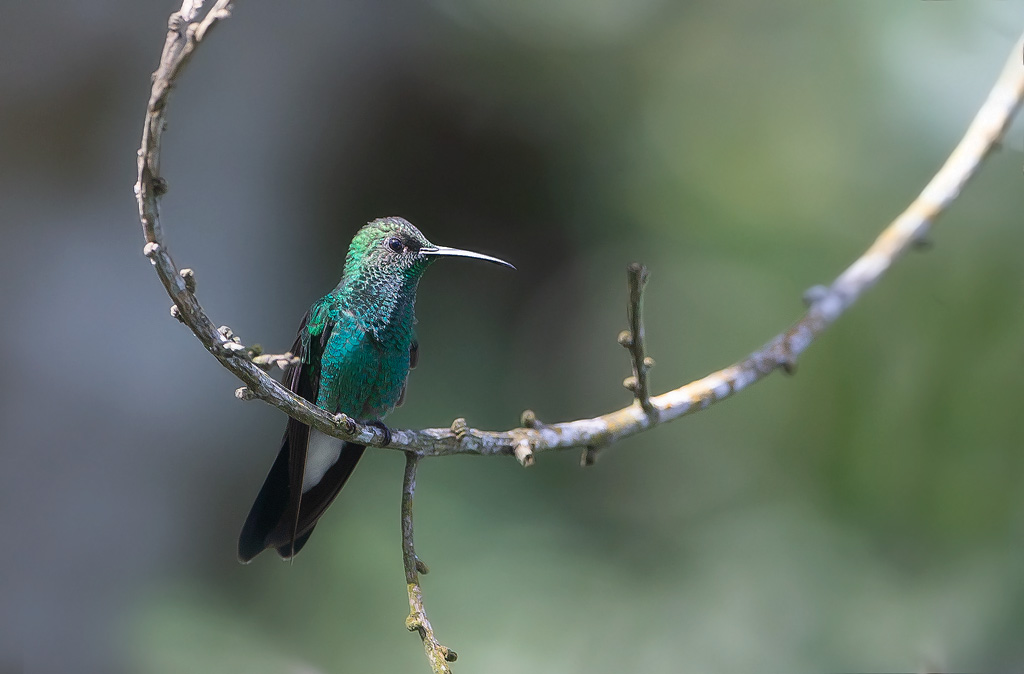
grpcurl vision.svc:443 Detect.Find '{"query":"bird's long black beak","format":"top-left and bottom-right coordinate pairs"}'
top-left (421, 245), bottom-right (515, 270)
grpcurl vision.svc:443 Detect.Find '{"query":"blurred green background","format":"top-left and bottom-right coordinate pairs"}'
top-left (2, 1), bottom-right (1023, 672)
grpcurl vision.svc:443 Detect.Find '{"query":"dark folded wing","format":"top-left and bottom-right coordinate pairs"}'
top-left (281, 309), bottom-right (332, 557)
top-left (397, 339), bottom-right (418, 407)
top-left (238, 308), bottom-right (325, 561)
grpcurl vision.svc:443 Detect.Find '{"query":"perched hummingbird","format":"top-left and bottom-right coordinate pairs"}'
top-left (238, 216), bottom-right (513, 562)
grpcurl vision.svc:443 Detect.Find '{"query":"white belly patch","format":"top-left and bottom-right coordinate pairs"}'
top-left (302, 428), bottom-right (344, 493)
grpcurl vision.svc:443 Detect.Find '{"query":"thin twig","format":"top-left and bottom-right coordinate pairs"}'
top-left (619, 263), bottom-right (657, 417)
top-left (402, 453), bottom-right (456, 673)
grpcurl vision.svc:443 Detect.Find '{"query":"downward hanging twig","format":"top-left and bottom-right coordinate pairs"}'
top-left (401, 453), bottom-right (456, 674)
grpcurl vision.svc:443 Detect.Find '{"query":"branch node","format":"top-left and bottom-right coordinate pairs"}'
top-left (333, 412), bottom-right (357, 435)
top-left (167, 12), bottom-right (186, 33)
top-left (622, 376), bottom-right (638, 393)
top-left (179, 267), bottom-right (196, 293)
top-left (802, 284), bottom-right (829, 307)
top-left (581, 445), bottom-right (600, 467)
top-left (235, 386), bottom-right (256, 401)
top-left (220, 341), bottom-right (247, 355)
top-left (617, 330), bottom-right (633, 348)
top-left (169, 304), bottom-right (184, 323)
top-left (415, 557), bottom-right (430, 575)
top-left (212, 326), bottom-right (247, 355)
top-left (217, 325), bottom-right (241, 343)
top-left (143, 242), bottom-right (160, 259)
top-left (151, 176), bottom-right (168, 196)
top-left (513, 438), bottom-right (535, 467)
top-left (450, 417), bottom-right (468, 441)
top-left (251, 350), bottom-right (300, 372)
top-left (443, 647), bottom-right (458, 663)
top-left (216, 325), bottom-right (247, 356)
top-left (520, 409), bottom-right (541, 429)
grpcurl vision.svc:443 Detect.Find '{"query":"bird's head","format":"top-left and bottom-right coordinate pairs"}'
top-left (343, 216), bottom-right (514, 285)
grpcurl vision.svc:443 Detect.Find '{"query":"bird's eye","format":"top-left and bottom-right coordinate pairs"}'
top-left (387, 237), bottom-right (404, 253)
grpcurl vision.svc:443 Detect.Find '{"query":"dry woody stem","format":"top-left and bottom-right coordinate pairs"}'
top-left (134, 4), bottom-right (1024, 672)
top-left (620, 262), bottom-right (657, 418)
top-left (402, 453), bottom-right (456, 673)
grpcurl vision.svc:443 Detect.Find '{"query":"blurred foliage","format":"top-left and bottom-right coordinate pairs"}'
top-left (3, 1), bottom-right (1024, 673)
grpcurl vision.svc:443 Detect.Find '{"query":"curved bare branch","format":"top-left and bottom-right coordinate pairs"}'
top-left (134, 6), bottom-right (1024, 672)
top-left (136, 13), bottom-right (1024, 465)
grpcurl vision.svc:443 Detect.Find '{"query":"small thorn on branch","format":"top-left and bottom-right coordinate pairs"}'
top-left (623, 263), bottom-right (658, 420)
top-left (581, 445), bottom-right (600, 467)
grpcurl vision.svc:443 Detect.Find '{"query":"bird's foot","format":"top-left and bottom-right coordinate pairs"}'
top-left (366, 420), bottom-right (392, 447)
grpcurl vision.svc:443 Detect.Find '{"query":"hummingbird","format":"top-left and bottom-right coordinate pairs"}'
top-left (238, 216), bottom-right (513, 562)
